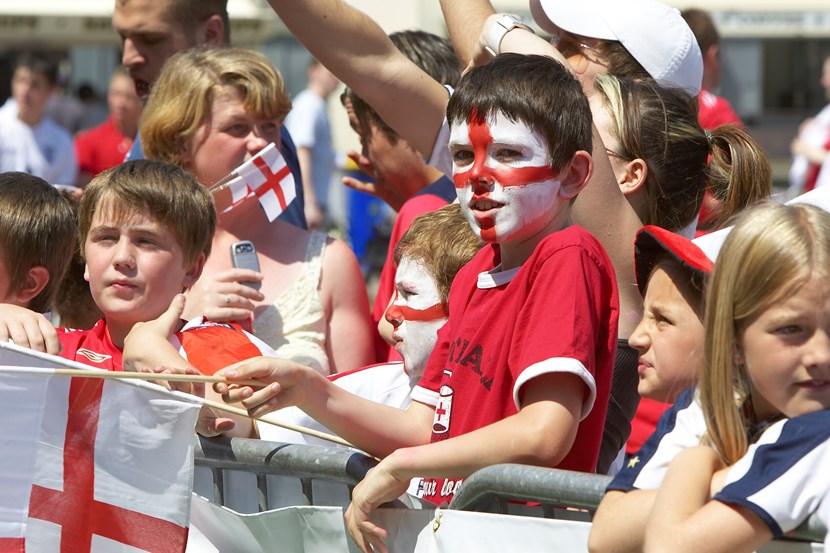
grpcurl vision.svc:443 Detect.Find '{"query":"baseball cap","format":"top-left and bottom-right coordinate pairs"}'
top-left (531, 0), bottom-right (703, 95)
top-left (635, 225), bottom-right (714, 295)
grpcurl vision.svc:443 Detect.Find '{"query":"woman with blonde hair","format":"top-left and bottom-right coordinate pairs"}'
top-left (644, 202), bottom-right (830, 552)
top-left (141, 47), bottom-right (374, 374)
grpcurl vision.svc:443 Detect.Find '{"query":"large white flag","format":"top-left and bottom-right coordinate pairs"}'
top-left (0, 342), bottom-right (202, 553)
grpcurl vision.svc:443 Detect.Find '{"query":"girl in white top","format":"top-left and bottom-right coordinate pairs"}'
top-left (644, 202), bottom-right (830, 552)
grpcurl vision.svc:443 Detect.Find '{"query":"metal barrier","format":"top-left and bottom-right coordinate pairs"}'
top-left (194, 435), bottom-right (377, 512)
top-left (195, 438), bottom-right (826, 545)
top-left (450, 463), bottom-right (827, 545)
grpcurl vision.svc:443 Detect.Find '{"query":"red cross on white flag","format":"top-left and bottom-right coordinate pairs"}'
top-left (0, 343), bottom-right (202, 553)
top-left (224, 142), bottom-right (296, 222)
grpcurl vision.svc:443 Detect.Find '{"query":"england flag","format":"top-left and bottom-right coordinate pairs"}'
top-left (0, 343), bottom-right (202, 553)
top-left (223, 143), bottom-right (296, 222)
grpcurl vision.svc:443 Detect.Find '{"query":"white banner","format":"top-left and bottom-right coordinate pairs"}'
top-left (0, 342), bottom-right (202, 553)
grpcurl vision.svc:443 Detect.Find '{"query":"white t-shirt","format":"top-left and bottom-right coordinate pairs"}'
top-left (0, 111), bottom-right (77, 185)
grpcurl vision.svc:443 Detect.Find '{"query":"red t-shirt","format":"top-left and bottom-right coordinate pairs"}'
top-left (74, 117), bottom-right (134, 178)
top-left (697, 90), bottom-right (741, 131)
top-left (410, 226), bottom-right (618, 504)
top-left (625, 397), bottom-right (672, 455)
top-left (57, 317), bottom-right (273, 374)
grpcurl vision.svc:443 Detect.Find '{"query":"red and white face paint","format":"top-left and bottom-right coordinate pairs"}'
top-left (449, 110), bottom-right (563, 244)
top-left (385, 256), bottom-right (448, 377)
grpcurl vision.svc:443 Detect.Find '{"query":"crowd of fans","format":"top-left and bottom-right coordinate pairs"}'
top-left (1, 0), bottom-right (830, 551)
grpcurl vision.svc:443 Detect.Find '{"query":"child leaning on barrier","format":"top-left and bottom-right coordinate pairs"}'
top-left (215, 53), bottom-right (618, 553)
top-left (642, 203), bottom-right (830, 552)
top-left (58, 160), bottom-right (278, 437)
top-left (589, 226), bottom-right (712, 553)
top-left (0, 172), bottom-right (75, 354)
top-left (256, 203), bottom-right (483, 446)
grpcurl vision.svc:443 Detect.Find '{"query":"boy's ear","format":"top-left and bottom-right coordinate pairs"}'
top-left (617, 157), bottom-right (649, 196)
top-left (13, 266), bottom-right (50, 306)
top-left (200, 15), bottom-right (225, 47)
top-left (558, 150), bottom-right (592, 200)
top-left (182, 253), bottom-right (207, 289)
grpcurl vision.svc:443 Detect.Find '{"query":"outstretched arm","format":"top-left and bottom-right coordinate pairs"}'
top-left (265, 0), bottom-right (449, 159)
top-left (215, 356), bottom-right (434, 457)
top-left (344, 372), bottom-right (586, 553)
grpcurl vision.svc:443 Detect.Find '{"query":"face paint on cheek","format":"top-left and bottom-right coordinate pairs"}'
top-left (393, 302), bottom-right (448, 323)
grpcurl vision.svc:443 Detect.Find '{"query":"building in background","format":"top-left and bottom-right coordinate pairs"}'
top-left (0, 0), bottom-right (827, 187)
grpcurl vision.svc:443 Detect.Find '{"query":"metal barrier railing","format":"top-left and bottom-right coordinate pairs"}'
top-left (195, 438), bottom-right (826, 545)
top-left (194, 435), bottom-right (377, 512)
top-left (450, 463), bottom-right (827, 545)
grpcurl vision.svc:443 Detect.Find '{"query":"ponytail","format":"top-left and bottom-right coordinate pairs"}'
top-left (703, 125), bottom-right (772, 230)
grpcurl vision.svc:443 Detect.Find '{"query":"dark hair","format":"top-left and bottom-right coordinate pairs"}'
top-left (447, 53), bottom-right (592, 171)
top-left (682, 9), bottom-right (720, 55)
top-left (14, 51), bottom-right (59, 86)
top-left (595, 75), bottom-right (770, 231)
top-left (0, 172), bottom-right (75, 312)
top-left (348, 30), bottom-right (462, 144)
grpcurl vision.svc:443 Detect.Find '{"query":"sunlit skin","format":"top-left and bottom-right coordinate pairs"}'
top-left (83, 200), bottom-right (203, 347)
top-left (449, 110), bottom-right (566, 257)
top-left (181, 87), bottom-right (282, 188)
top-left (628, 263), bottom-right (704, 404)
top-left (739, 275), bottom-right (830, 420)
top-left (384, 256), bottom-right (447, 377)
top-left (113, 0), bottom-right (195, 99)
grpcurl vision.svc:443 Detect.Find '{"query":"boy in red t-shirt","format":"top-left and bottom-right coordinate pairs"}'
top-left (216, 54), bottom-right (618, 551)
top-left (58, 159), bottom-right (274, 437)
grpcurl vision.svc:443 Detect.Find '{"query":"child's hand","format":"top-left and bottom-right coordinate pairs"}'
top-left (213, 356), bottom-right (316, 418)
top-left (123, 294), bottom-right (186, 373)
top-left (183, 269), bottom-right (264, 323)
top-left (0, 304), bottom-right (60, 355)
top-left (344, 460), bottom-right (409, 553)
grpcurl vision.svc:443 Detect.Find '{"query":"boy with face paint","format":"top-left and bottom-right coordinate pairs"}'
top-left (250, 204), bottom-right (482, 446)
top-left (216, 54), bottom-right (617, 552)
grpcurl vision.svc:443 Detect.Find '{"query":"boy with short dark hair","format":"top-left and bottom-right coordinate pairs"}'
top-left (0, 52), bottom-right (78, 184)
top-left (0, 172), bottom-right (75, 353)
top-left (217, 54), bottom-right (618, 551)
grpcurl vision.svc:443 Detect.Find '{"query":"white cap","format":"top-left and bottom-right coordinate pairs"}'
top-left (531, 0), bottom-right (703, 95)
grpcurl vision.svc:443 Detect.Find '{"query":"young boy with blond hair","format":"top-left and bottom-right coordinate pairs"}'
top-left (216, 54), bottom-right (618, 551)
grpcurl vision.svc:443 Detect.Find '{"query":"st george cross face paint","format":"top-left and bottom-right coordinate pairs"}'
top-left (449, 110), bottom-right (563, 244)
top-left (385, 256), bottom-right (448, 377)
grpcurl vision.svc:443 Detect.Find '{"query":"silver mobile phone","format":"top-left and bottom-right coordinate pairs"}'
top-left (230, 240), bottom-right (261, 290)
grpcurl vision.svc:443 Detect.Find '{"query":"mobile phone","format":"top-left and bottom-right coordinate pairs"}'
top-left (230, 240), bottom-right (261, 290)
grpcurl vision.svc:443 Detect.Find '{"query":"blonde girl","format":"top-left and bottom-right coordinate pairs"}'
top-left (645, 202), bottom-right (830, 552)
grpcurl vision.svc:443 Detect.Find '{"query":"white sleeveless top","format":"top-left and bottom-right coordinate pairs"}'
top-left (253, 231), bottom-right (329, 374)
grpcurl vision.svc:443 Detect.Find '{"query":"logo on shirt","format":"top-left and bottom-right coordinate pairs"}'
top-left (76, 348), bottom-right (112, 364)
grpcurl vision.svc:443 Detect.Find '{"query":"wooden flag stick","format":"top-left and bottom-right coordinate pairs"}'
top-left (30, 367), bottom-right (354, 448)
top-left (199, 397), bottom-right (354, 448)
top-left (49, 368), bottom-right (261, 387)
